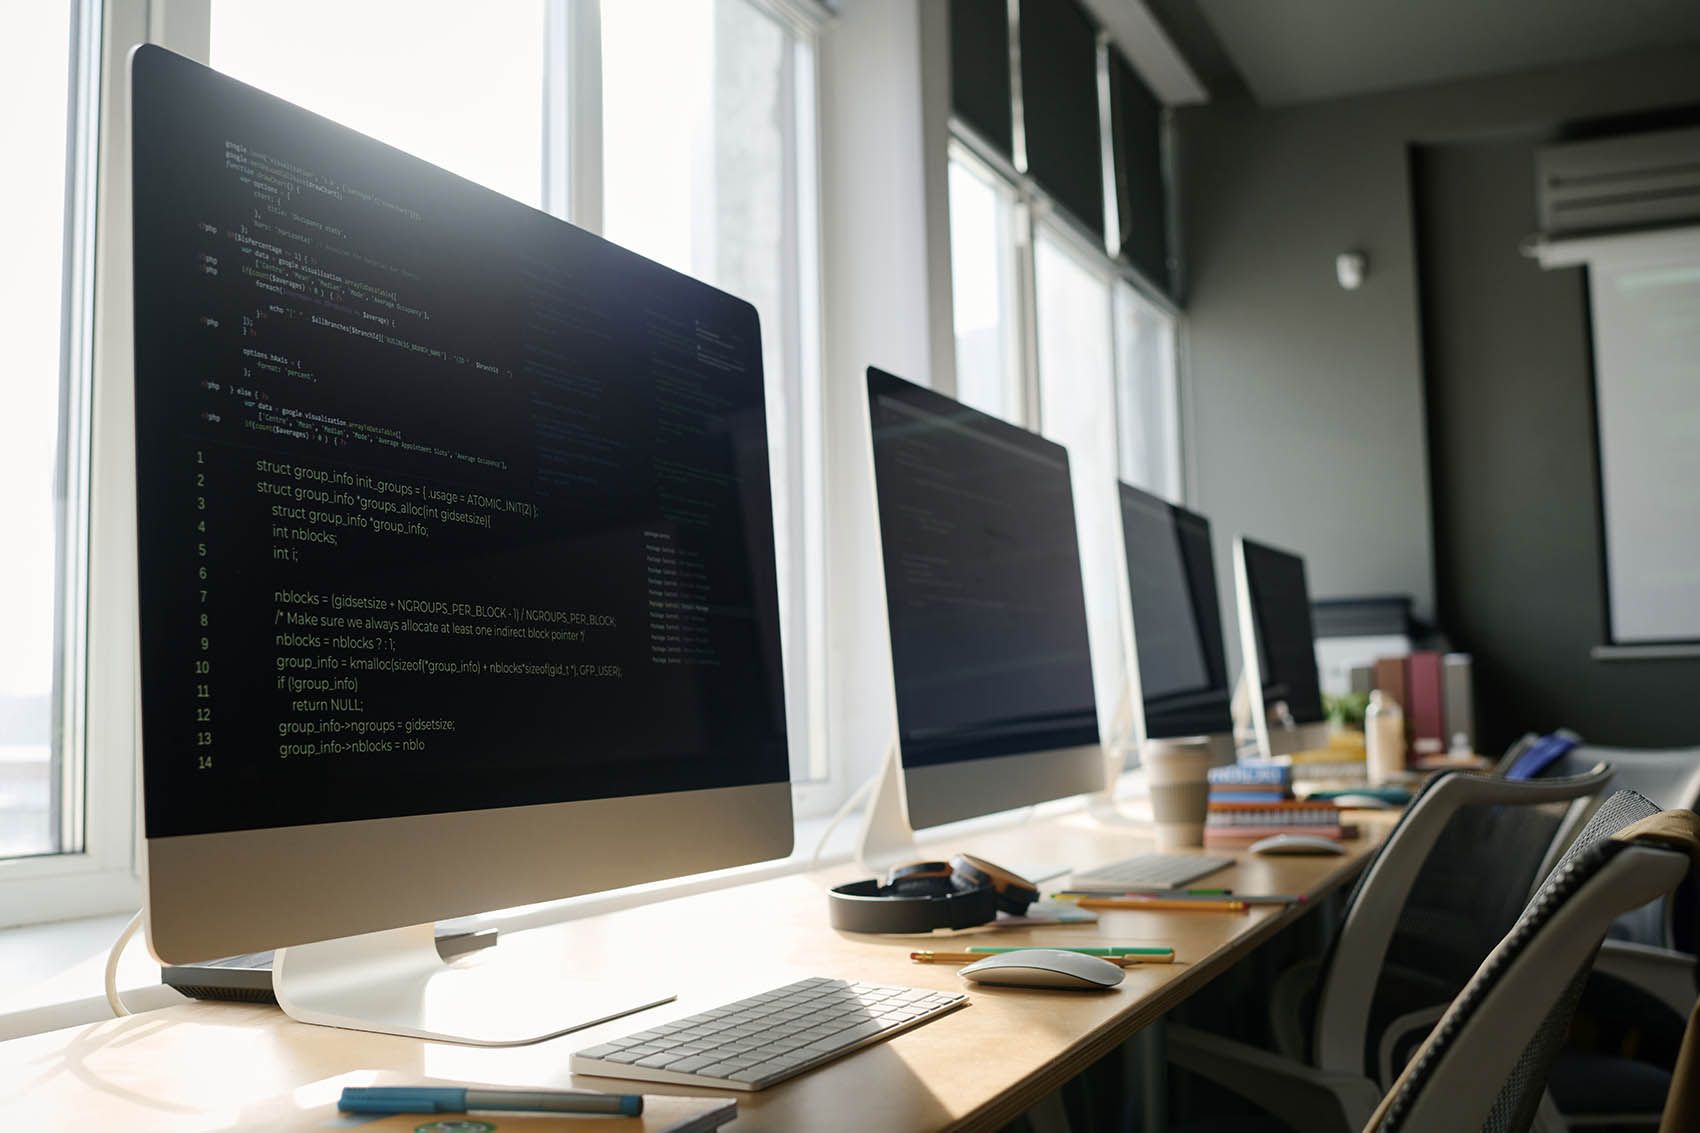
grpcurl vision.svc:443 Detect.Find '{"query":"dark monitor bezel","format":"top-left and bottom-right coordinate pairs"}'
top-left (1116, 482), bottom-right (1234, 741)
top-left (1236, 535), bottom-right (1327, 728)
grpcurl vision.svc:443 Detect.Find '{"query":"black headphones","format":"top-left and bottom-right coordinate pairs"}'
top-left (827, 854), bottom-right (1040, 934)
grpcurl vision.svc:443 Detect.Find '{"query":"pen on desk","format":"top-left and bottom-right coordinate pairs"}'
top-left (911, 950), bottom-right (1167, 966)
top-left (339, 1086), bottom-right (642, 1117)
top-left (972, 939), bottom-right (1169, 945)
top-left (1054, 896), bottom-right (1250, 913)
top-left (1051, 891), bottom-right (1301, 906)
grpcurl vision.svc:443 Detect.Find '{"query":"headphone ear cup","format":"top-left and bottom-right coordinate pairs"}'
top-left (887, 875), bottom-right (953, 898)
top-left (883, 861), bottom-right (955, 898)
top-left (949, 853), bottom-right (1039, 915)
top-left (947, 869), bottom-right (983, 897)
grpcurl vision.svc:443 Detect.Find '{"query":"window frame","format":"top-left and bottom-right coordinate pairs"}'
top-left (1, 0), bottom-right (837, 930)
top-left (946, 117), bottom-right (1185, 483)
top-left (0, 0), bottom-right (143, 929)
top-left (945, 141), bottom-right (1026, 425)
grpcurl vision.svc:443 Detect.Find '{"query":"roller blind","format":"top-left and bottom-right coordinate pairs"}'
top-left (1018, 0), bottom-right (1103, 238)
top-left (949, 0), bottom-right (1012, 159)
top-left (1108, 48), bottom-right (1168, 292)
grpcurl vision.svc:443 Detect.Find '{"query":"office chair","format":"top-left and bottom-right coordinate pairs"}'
top-left (1532, 741), bottom-right (1700, 1128)
top-left (1168, 764), bottom-right (1613, 1133)
top-left (1364, 790), bottom-right (1697, 1133)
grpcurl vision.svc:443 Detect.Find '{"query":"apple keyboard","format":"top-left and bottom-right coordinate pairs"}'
top-left (571, 977), bottom-right (967, 1091)
top-left (1068, 852), bottom-right (1234, 892)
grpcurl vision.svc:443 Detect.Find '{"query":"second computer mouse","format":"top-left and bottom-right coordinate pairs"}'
top-left (1329, 793), bottom-right (1394, 810)
top-left (958, 949), bottom-right (1125, 991)
top-left (1249, 834), bottom-right (1346, 856)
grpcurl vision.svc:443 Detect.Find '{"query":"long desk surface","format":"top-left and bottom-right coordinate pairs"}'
top-left (1, 809), bottom-right (1393, 1131)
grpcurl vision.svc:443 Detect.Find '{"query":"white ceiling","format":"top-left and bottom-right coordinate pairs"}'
top-left (1193, 0), bottom-right (1700, 106)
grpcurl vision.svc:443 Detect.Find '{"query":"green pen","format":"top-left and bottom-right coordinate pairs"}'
top-left (1054, 887), bottom-right (1232, 897)
top-left (972, 939), bottom-right (1169, 945)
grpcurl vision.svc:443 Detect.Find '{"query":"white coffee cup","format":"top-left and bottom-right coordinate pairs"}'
top-left (1142, 738), bottom-right (1213, 850)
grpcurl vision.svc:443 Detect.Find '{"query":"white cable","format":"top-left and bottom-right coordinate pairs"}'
top-left (809, 770), bottom-right (881, 868)
top-left (104, 909), bottom-right (144, 1018)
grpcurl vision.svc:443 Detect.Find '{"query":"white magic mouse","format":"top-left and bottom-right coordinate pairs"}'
top-left (1249, 833), bottom-right (1346, 856)
top-left (958, 949), bottom-right (1124, 991)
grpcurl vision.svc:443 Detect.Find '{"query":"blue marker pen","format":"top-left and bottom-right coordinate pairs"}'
top-left (339, 1086), bottom-right (643, 1117)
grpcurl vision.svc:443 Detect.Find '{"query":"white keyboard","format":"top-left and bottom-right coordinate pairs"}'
top-left (571, 977), bottom-right (967, 1091)
top-left (1069, 852), bottom-right (1234, 892)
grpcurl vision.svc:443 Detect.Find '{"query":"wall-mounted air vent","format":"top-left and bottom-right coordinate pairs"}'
top-left (1537, 126), bottom-right (1700, 237)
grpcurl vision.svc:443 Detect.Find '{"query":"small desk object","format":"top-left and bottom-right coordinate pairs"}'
top-left (0, 811), bottom-right (1390, 1132)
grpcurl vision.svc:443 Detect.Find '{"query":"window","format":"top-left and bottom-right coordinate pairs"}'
top-left (0, 1), bottom-right (93, 864)
top-left (1034, 228), bottom-right (1130, 739)
top-left (602, 0), bottom-right (827, 789)
top-left (209, 1), bottom-right (548, 208)
top-left (1115, 282), bottom-right (1181, 501)
top-left (947, 150), bottom-right (1023, 423)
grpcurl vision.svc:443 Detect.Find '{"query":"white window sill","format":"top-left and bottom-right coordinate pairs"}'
top-left (0, 781), bottom-right (1147, 1043)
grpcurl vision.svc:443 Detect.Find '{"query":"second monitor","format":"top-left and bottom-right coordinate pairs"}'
top-left (1233, 536), bottom-right (1330, 759)
top-left (1117, 483), bottom-right (1236, 765)
top-left (864, 368), bottom-right (1104, 851)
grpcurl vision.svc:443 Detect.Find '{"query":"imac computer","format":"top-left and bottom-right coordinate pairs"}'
top-left (1117, 483), bottom-right (1236, 767)
top-left (130, 46), bottom-right (793, 1044)
top-left (1232, 536), bottom-right (1331, 760)
top-left (859, 367), bottom-right (1104, 864)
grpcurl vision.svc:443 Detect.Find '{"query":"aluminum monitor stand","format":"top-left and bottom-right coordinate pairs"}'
top-left (855, 741), bottom-right (921, 872)
top-left (272, 924), bottom-right (675, 1046)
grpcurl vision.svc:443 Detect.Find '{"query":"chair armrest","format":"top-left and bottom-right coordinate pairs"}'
top-left (1595, 939), bottom-right (1697, 1020)
top-left (1266, 957), bottom-right (1323, 1059)
top-left (1168, 1023), bottom-right (1384, 1133)
top-left (1377, 1004), bottom-right (1447, 1089)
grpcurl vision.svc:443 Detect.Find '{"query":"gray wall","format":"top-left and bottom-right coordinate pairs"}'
top-left (1174, 46), bottom-right (1700, 689)
top-left (1415, 136), bottom-right (1700, 754)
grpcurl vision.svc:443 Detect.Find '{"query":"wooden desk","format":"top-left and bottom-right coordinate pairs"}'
top-left (0, 810), bottom-right (1391, 1131)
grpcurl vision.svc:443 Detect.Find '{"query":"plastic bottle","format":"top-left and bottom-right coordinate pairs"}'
top-left (1365, 690), bottom-right (1406, 785)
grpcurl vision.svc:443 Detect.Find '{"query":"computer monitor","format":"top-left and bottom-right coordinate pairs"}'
top-left (862, 368), bottom-right (1104, 853)
top-left (1232, 536), bottom-right (1330, 760)
top-left (130, 45), bottom-right (793, 1044)
top-left (1116, 484), bottom-right (1235, 765)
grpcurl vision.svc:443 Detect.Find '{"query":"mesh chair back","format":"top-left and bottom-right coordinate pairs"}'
top-left (1371, 790), bottom-right (1671, 1133)
top-left (1319, 771), bottom-right (1590, 1077)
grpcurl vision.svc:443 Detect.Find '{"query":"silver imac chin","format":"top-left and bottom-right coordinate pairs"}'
top-left (904, 744), bottom-right (1107, 832)
top-left (857, 739), bottom-right (1106, 870)
top-left (143, 785), bottom-right (792, 1046)
top-left (145, 785), bottom-right (793, 965)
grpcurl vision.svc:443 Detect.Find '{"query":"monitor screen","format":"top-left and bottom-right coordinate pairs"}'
top-left (1240, 539), bottom-right (1326, 727)
top-left (1117, 484), bottom-right (1233, 740)
top-left (133, 49), bottom-right (789, 839)
top-left (866, 368), bottom-right (1099, 769)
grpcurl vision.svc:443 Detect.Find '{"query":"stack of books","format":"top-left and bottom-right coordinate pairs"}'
top-left (1204, 799), bottom-right (1347, 845)
top-left (1206, 761), bottom-right (1293, 803)
top-left (1204, 763), bottom-right (1347, 844)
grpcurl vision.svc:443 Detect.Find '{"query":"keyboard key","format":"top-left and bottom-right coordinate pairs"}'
top-left (574, 1042), bottom-right (625, 1059)
top-left (835, 1020), bottom-right (887, 1044)
top-left (602, 1047), bottom-right (656, 1064)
